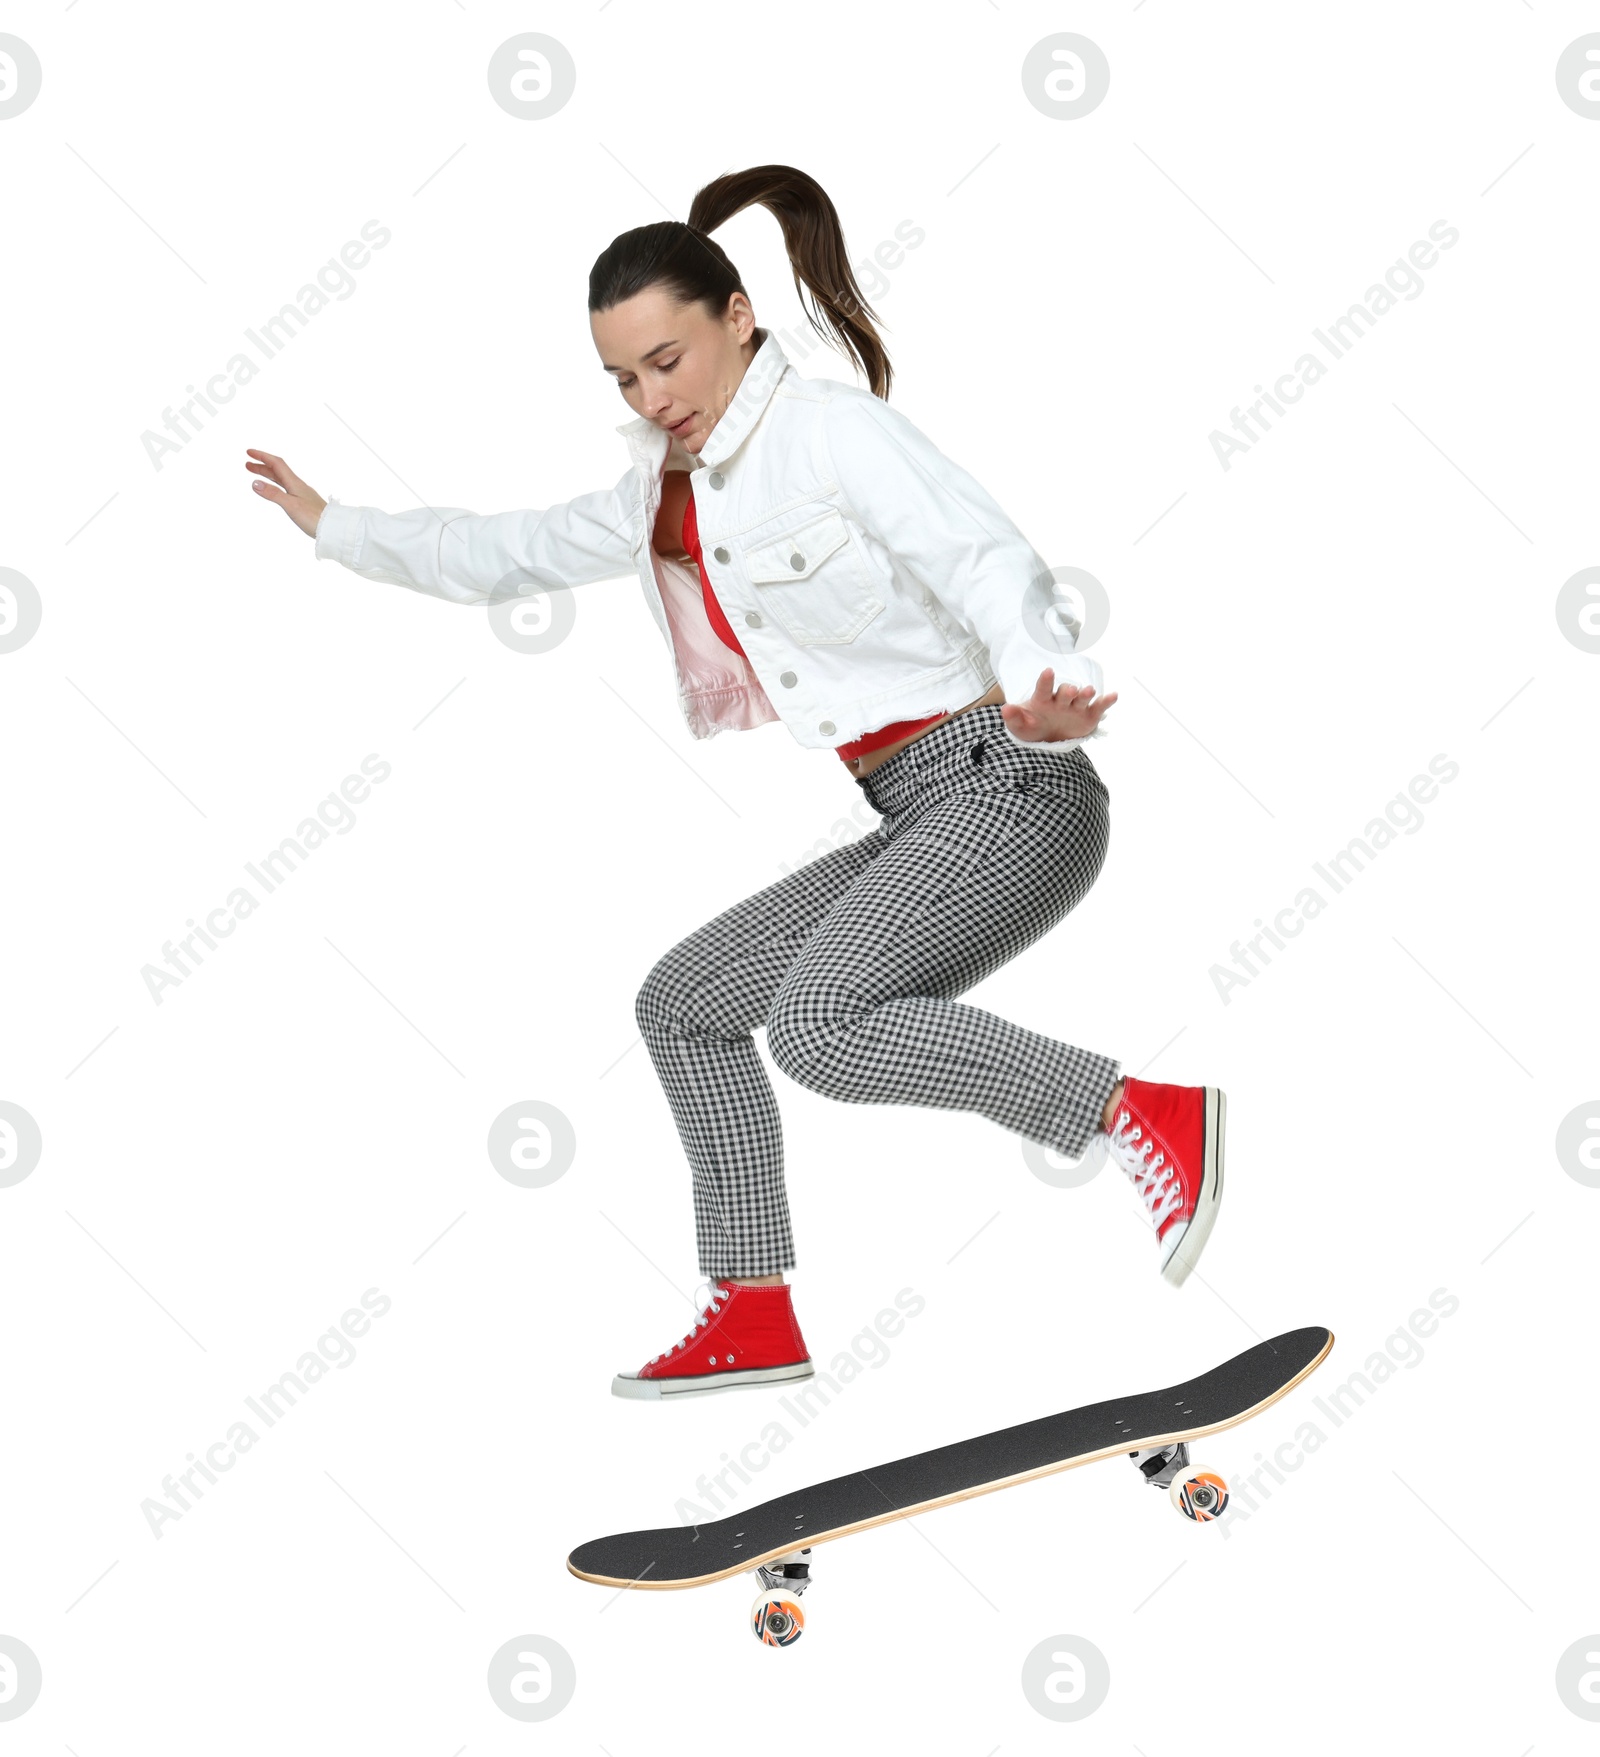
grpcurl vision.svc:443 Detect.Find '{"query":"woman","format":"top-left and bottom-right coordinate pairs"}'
top-left (247, 164), bottom-right (1224, 1403)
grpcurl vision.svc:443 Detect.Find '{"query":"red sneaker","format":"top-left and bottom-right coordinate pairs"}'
top-left (612, 1280), bottom-right (816, 1401)
top-left (1105, 1076), bottom-right (1226, 1286)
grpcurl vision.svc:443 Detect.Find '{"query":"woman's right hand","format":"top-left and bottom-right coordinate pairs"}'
top-left (245, 449), bottom-right (327, 539)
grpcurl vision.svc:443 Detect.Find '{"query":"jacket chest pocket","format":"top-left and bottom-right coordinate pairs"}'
top-left (741, 509), bottom-right (885, 646)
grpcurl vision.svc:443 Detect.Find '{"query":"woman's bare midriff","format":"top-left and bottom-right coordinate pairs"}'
top-left (652, 468), bottom-right (1005, 778)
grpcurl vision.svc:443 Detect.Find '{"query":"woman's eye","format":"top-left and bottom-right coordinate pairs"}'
top-left (617, 358), bottom-right (677, 392)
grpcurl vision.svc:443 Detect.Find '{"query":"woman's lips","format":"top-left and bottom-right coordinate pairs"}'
top-left (668, 413), bottom-right (694, 433)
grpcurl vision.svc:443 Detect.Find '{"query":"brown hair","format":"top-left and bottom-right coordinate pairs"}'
top-left (587, 164), bottom-right (893, 400)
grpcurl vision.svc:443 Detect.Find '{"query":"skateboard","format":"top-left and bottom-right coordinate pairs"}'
top-left (568, 1324), bottom-right (1333, 1644)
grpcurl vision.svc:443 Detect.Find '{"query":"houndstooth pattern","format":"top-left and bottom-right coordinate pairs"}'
top-left (635, 705), bottom-right (1122, 1276)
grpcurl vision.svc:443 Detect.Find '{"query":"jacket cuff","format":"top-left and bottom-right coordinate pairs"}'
top-left (313, 498), bottom-right (359, 567)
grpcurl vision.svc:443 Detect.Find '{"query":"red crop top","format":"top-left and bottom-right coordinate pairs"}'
top-left (682, 490), bottom-right (946, 763)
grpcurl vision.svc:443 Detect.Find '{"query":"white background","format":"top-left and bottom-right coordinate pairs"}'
top-left (2, 1), bottom-right (1596, 1748)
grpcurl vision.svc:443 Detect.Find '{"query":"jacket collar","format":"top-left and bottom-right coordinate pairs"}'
top-left (615, 327), bottom-right (790, 469)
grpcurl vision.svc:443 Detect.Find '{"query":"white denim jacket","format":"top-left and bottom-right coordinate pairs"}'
top-left (313, 328), bottom-right (1106, 752)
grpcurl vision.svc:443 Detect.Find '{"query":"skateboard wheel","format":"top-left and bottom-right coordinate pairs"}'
top-left (750, 1591), bottom-right (805, 1647)
top-left (1169, 1468), bottom-right (1229, 1521)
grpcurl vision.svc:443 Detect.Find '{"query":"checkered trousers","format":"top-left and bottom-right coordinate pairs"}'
top-left (635, 705), bottom-right (1121, 1276)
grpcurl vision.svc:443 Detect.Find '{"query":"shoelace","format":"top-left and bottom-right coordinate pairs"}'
top-left (1105, 1111), bottom-right (1183, 1232)
top-left (648, 1279), bottom-right (732, 1364)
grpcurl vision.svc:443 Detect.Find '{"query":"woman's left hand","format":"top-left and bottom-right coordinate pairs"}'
top-left (999, 668), bottom-right (1118, 743)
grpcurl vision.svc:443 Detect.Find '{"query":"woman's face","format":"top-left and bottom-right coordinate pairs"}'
top-left (592, 286), bottom-right (758, 456)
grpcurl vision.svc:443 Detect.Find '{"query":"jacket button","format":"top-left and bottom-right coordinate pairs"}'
top-left (713, 546), bottom-right (729, 563)
top-left (708, 471), bottom-right (725, 490)
top-left (744, 611), bottom-right (763, 628)
top-left (789, 551), bottom-right (805, 570)
top-left (779, 670), bottom-right (798, 688)
top-left (818, 720), bottom-right (835, 735)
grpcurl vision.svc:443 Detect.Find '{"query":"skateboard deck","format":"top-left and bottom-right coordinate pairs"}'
top-left (569, 1325), bottom-right (1332, 1641)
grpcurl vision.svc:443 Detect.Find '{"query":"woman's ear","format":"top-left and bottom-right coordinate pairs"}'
top-left (726, 293), bottom-right (759, 347)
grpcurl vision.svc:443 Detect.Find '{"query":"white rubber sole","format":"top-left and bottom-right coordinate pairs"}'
top-left (611, 1360), bottom-right (817, 1401)
top-left (1160, 1086), bottom-right (1226, 1287)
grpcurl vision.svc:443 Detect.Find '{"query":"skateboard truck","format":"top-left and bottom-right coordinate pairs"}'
top-left (750, 1548), bottom-right (810, 1647)
top-left (1130, 1441), bottom-right (1191, 1488)
top-left (1129, 1442), bottom-right (1230, 1521)
top-left (753, 1548), bottom-right (812, 1594)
